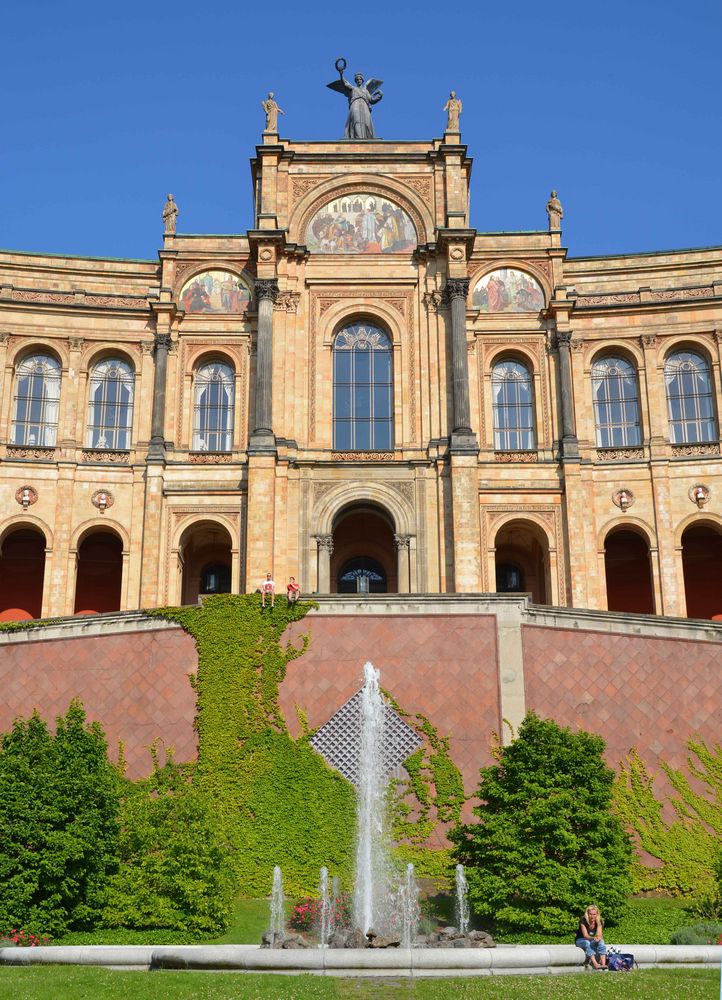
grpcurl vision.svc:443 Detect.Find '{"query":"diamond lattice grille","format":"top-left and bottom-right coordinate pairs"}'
top-left (310, 689), bottom-right (423, 785)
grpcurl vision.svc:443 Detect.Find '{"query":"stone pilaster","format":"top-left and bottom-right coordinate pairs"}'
top-left (316, 535), bottom-right (334, 594)
top-left (449, 453), bottom-right (482, 592)
top-left (394, 533), bottom-right (411, 593)
top-left (250, 277), bottom-right (278, 452)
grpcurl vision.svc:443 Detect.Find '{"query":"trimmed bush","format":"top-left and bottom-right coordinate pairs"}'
top-left (452, 713), bottom-right (633, 935)
top-left (670, 921), bottom-right (722, 945)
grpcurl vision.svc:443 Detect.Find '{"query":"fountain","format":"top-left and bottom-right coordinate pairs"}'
top-left (455, 864), bottom-right (470, 935)
top-left (318, 866), bottom-right (331, 947)
top-left (399, 863), bottom-right (421, 948)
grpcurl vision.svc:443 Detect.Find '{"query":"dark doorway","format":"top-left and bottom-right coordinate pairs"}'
top-left (604, 529), bottom-right (655, 614)
top-left (494, 520), bottom-right (550, 604)
top-left (330, 505), bottom-right (396, 593)
top-left (0, 528), bottom-right (46, 620)
top-left (180, 521), bottom-right (233, 604)
top-left (682, 524), bottom-right (722, 619)
top-left (496, 562), bottom-right (525, 593)
top-left (74, 531), bottom-right (123, 614)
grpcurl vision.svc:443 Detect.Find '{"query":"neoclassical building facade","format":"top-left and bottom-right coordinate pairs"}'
top-left (2, 123), bottom-right (722, 620)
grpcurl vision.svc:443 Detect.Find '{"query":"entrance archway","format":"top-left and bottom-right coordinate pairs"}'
top-left (74, 531), bottom-right (123, 614)
top-left (0, 527), bottom-right (46, 620)
top-left (682, 522), bottom-right (722, 619)
top-left (330, 504), bottom-right (397, 594)
top-left (179, 520), bottom-right (233, 605)
top-left (604, 528), bottom-right (655, 614)
top-left (494, 519), bottom-right (550, 604)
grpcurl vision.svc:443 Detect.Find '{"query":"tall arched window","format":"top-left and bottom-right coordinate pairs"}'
top-left (333, 322), bottom-right (393, 451)
top-left (591, 355), bottom-right (642, 447)
top-left (664, 350), bottom-right (717, 444)
top-left (492, 359), bottom-right (535, 450)
top-left (192, 361), bottom-right (235, 452)
top-left (11, 353), bottom-right (61, 447)
top-left (86, 357), bottom-right (134, 449)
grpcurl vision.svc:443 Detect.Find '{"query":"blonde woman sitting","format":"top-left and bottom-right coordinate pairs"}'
top-left (575, 905), bottom-right (607, 970)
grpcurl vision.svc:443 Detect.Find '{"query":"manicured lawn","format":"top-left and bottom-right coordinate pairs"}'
top-left (0, 968), bottom-right (717, 1000)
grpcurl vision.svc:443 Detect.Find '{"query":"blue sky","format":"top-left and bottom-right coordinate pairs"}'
top-left (3, 0), bottom-right (720, 260)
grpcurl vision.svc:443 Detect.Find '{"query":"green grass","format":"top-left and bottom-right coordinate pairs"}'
top-left (0, 968), bottom-right (717, 1000)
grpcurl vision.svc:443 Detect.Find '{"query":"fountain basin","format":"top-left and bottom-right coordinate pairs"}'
top-left (2, 943), bottom-right (720, 977)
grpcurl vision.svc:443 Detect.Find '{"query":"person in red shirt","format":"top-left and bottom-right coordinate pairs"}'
top-left (287, 577), bottom-right (300, 604)
top-left (261, 573), bottom-right (275, 609)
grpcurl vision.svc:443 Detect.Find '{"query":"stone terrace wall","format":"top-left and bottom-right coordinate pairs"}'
top-left (0, 615), bottom-right (197, 778)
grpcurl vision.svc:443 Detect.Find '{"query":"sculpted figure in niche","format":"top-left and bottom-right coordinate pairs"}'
top-left (162, 194), bottom-right (179, 235)
top-left (327, 58), bottom-right (383, 139)
top-left (261, 92), bottom-right (284, 132)
top-left (546, 189), bottom-right (563, 229)
top-left (443, 91), bottom-right (462, 131)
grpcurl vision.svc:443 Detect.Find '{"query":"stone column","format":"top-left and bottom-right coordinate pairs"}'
top-left (394, 534), bottom-right (411, 593)
top-left (251, 278), bottom-right (279, 450)
top-left (445, 278), bottom-right (476, 447)
top-left (316, 535), bottom-right (333, 594)
top-left (148, 332), bottom-right (171, 461)
top-left (555, 329), bottom-right (579, 459)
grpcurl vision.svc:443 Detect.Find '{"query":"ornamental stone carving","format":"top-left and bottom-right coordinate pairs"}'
top-left (494, 451), bottom-right (538, 463)
top-left (91, 489), bottom-right (115, 513)
top-left (316, 534), bottom-right (334, 554)
top-left (641, 334), bottom-right (660, 349)
top-left (15, 485), bottom-right (38, 509)
top-left (612, 488), bottom-right (635, 512)
top-left (81, 449), bottom-right (130, 464)
top-left (6, 446), bottom-right (55, 461)
top-left (155, 333), bottom-right (172, 351)
top-left (423, 290), bottom-right (443, 312)
top-left (394, 533), bottom-right (411, 550)
top-left (188, 452), bottom-right (234, 464)
top-left (331, 452), bottom-right (394, 462)
top-left (596, 448), bottom-right (644, 461)
top-left (689, 483), bottom-right (711, 508)
top-left (255, 278), bottom-right (279, 302)
top-left (68, 336), bottom-right (85, 351)
top-left (273, 291), bottom-right (300, 313)
top-left (555, 329), bottom-right (573, 348)
top-left (444, 278), bottom-right (470, 303)
top-left (671, 443), bottom-right (720, 457)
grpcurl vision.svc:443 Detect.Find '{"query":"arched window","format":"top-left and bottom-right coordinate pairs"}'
top-left (591, 355), bottom-right (642, 447)
top-left (665, 350), bottom-right (717, 444)
top-left (492, 359), bottom-right (535, 450)
top-left (86, 358), bottom-right (134, 449)
top-left (11, 353), bottom-right (61, 447)
top-left (192, 361), bottom-right (235, 452)
top-left (333, 322), bottom-right (393, 451)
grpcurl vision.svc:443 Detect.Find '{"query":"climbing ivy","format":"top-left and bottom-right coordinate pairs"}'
top-left (613, 740), bottom-right (722, 896)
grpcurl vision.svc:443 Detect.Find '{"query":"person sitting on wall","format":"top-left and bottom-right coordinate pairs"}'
top-left (261, 573), bottom-right (275, 609)
top-left (287, 577), bottom-right (300, 604)
top-left (575, 905), bottom-right (607, 970)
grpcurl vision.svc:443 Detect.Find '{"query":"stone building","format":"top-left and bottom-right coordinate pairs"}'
top-left (2, 117), bottom-right (722, 621)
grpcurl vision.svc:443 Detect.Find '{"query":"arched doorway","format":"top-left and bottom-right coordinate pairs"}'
top-left (682, 523), bottom-right (722, 619)
top-left (494, 519), bottom-right (550, 604)
top-left (604, 528), bottom-right (655, 614)
top-left (74, 531), bottom-right (123, 614)
top-left (330, 505), bottom-right (397, 594)
top-left (179, 521), bottom-right (233, 605)
top-left (0, 527), bottom-right (46, 620)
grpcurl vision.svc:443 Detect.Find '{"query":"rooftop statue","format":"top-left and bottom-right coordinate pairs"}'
top-left (261, 92), bottom-right (284, 133)
top-left (162, 193), bottom-right (178, 235)
top-left (327, 58), bottom-right (383, 139)
top-left (546, 189), bottom-right (563, 230)
top-left (443, 91), bottom-right (462, 132)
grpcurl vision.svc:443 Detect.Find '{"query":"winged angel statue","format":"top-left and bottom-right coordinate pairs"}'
top-left (327, 58), bottom-right (383, 139)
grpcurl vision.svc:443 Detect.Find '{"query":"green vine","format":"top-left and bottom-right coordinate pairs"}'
top-left (613, 740), bottom-right (722, 896)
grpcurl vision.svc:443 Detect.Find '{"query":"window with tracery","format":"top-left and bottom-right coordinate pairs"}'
top-left (11, 353), bottom-right (61, 447)
top-left (591, 356), bottom-right (642, 447)
top-left (86, 358), bottom-right (134, 449)
top-left (492, 359), bottom-right (535, 450)
top-left (192, 362), bottom-right (235, 452)
top-left (664, 350), bottom-right (717, 444)
top-left (333, 323), bottom-right (393, 450)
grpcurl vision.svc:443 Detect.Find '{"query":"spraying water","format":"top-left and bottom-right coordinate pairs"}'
top-left (455, 863), bottom-right (470, 935)
top-left (400, 863), bottom-right (420, 948)
top-left (353, 661), bottom-right (394, 935)
top-left (318, 866), bottom-right (331, 947)
top-left (270, 865), bottom-right (285, 941)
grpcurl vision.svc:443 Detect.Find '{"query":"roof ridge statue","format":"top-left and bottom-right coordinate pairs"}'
top-left (327, 58), bottom-right (383, 139)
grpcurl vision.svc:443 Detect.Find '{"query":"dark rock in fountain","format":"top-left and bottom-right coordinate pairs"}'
top-left (346, 928), bottom-right (367, 949)
top-left (260, 931), bottom-right (311, 949)
top-left (367, 932), bottom-right (401, 949)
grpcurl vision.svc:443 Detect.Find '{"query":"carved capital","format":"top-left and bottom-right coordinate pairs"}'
top-left (555, 329), bottom-right (573, 348)
top-left (155, 333), bottom-right (172, 352)
top-left (393, 533), bottom-right (411, 550)
top-left (316, 534), bottom-right (334, 554)
top-left (68, 336), bottom-right (85, 352)
top-left (641, 334), bottom-right (660, 350)
top-left (423, 290), bottom-right (443, 312)
top-left (444, 278), bottom-right (470, 303)
top-left (273, 290), bottom-right (300, 313)
top-left (255, 278), bottom-right (279, 303)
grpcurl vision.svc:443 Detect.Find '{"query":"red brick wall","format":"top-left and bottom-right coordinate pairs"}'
top-left (0, 628), bottom-right (198, 778)
top-left (522, 624), bottom-right (722, 772)
top-left (281, 614), bottom-right (500, 820)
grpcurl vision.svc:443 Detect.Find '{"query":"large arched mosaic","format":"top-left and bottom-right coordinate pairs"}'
top-left (472, 268), bottom-right (545, 312)
top-left (180, 270), bottom-right (251, 313)
top-left (305, 194), bottom-right (416, 254)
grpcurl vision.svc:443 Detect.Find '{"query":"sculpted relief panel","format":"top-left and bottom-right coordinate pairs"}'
top-left (305, 194), bottom-right (417, 254)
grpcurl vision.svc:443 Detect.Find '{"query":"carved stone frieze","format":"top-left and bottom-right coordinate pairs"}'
top-left (671, 443), bottom-right (720, 456)
top-left (596, 448), bottom-right (644, 461)
top-left (10, 288), bottom-right (145, 309)
top-left (6, 446), bottom-right (55, 461)
top-left (273, 291), bottom-right (300, 313)
top-left (494, 451), bottom-right (538, 463)
top-left (655, 286), bottom-right (714, 301)
top-left (404, 175), bottom-right (432, 201)
top-left (330, 452), bottom-right (394, 461)
top-left (292, 175), bottom-right (323, 201)
top-left (81, 449), bottom-right (130, 464)
top-left (188, 452), bottom-right (234, 464)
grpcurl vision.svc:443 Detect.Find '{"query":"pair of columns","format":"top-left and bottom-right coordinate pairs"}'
top-left (316, 533), bottom-right (412, 594)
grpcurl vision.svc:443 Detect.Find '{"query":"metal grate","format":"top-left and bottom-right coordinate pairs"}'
top-left (310, 688), bottom-right (422, 785)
